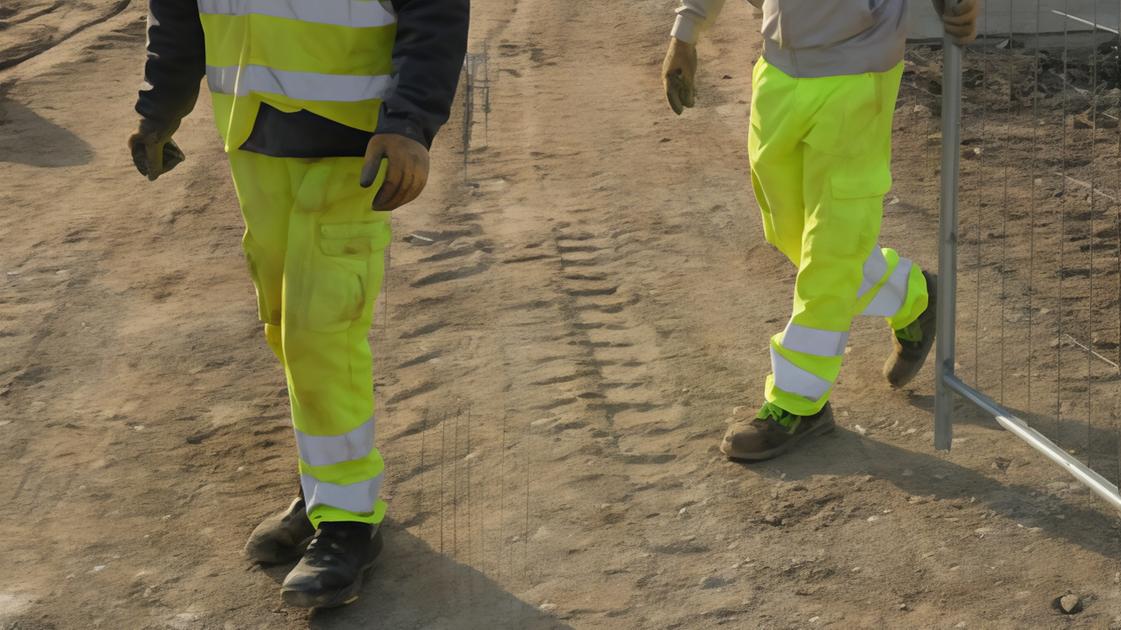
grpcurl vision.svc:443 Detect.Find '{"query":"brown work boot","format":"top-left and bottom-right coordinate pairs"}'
top-left (720, 402), bottom-right (836, 461)
top-left (244, 497), bottom-right (316, 565)
top-left (884, 271), bottom-right (937, 388)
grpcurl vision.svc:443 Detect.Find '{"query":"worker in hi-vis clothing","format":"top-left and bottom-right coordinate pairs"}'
top-left (129, 0), bottom-right (468, 608)
top-left (662, 0), bottom-right (978, 461)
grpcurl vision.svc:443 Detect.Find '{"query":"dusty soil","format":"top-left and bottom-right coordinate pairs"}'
top-left (3, 2), bottom-right (1121, 629)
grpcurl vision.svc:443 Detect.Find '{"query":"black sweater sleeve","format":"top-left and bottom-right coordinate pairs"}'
top-left (135, 0), bottom-right (206, 129)
top-left (378, 0), bottom-right (470, 148)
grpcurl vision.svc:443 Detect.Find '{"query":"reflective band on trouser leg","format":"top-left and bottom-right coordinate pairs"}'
top-left (857, 247), bottom-right (889, 299)
top-left (295, 417), bottom-right (376, 467)
top-left (885, 263), bottom-right (929, 331)
top-left (300, 475), bottom-right (387, 522)
top-left (862, 257), bottom-right (911, 317)
top-left (781, 322), bottom-right (849, 357)
top-left (299, 447), bottom-right (388, 525)
top-left (856, 245), bottom-right (929, 331)
top-left (770, 348), bottom-right (833, 398)
top-left (766, 334), bottom-right (843, 416)
top-left (768, 323), bottom-right (848, 415)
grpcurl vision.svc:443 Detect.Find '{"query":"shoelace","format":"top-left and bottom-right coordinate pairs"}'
top-left (756, 401), bottom-right (801, 433)
top-left (304, 527), bottom-right (355, 567)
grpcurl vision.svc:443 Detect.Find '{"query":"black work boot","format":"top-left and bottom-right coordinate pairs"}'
top-left (280, 522), bottom-right (384, 609)
top-left (884, 271), bottom-right (937, 388)
top-left (244, 497), bottom-right (316, 564)
top-left (720, 402), bottom-right (836, 461)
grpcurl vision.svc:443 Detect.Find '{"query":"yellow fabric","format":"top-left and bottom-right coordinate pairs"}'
top-left (199, 14), bottom-right (396, 74)
top-left (313, 501), bottom-right (388, 529)
top-left (299, 449), bottom-right (385, 487)
top-left (748, 58), bottom-right (928, 416)
top-left (198, 11), bottom-right (396, 151)
top-left (229, 150), bottom-right (391, 526)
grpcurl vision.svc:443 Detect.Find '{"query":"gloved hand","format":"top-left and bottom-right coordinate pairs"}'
top-left (128, 118), bottom-right (185, 181)
top-left (933, 0), bottom-right (980, 45)
top-left (360, 133), bottom-right (430, 211)
top-left (662, 37), bottom-right (698, 116)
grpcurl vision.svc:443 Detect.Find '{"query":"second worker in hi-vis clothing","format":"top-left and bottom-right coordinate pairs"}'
top-left (130, 0), bottom-right (469, 608)
top-left (662, 0), bottom-right (978, 461)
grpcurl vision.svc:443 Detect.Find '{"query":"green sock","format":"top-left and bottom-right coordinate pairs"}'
top-left (895, 319), bottom-right (923, 344)
top-left (757, 401), bottom-right (801, 433)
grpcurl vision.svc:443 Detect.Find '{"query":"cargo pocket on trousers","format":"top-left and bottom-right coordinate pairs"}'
top-left (819, 163), bottom-right (893, 263)
top-left (305, 221), bottom-right (391, 333)
top-left (830, 164), bottom-right (892, 201)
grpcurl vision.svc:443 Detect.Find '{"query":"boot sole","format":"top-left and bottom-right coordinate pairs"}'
top-left (280, 530), bottom-right (384, 609)
top-left (720, 414), bottom-right (836, 462)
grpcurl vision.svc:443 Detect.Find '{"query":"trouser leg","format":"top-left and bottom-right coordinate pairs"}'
top-left (748, 58), bottom-right (807, 267)
top-left (230, 152), bottom-right (392, 527)
top-left (228, 150), bottom-right (292, 357)
top-left (751, 62), bottom-right (927, 417)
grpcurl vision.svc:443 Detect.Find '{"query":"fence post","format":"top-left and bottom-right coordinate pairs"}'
top-left (934, 13), bottom-right (963, 451)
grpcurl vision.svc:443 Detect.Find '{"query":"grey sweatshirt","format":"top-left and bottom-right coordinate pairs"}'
top-left (673, 0), bottom-right (909, 78)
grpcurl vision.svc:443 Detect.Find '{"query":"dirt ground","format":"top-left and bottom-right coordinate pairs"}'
top-left (4, 2), bottom-right (1121, 629)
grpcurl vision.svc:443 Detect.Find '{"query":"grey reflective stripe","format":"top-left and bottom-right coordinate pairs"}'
top-left (863, 258), bottom-right (912, 317)
top-left (206, 65), bottom-right (396, 102)
top-left (301, 472), bottom-right (384, 515)
top-left (197, 0), bottom-right (395, 27)
top-left (857, 247), bottom-right (888, 298)
top-left (295, 416), bottom-right (375, 467)
top-left (770, 347), bottom-right (832, 400)
top-left (781, 322), bottom-right (849, 357)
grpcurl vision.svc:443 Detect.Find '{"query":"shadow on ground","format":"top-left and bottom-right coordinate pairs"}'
top-left (907, 390), bottom-right (1121, 490)
top-left (0, 88), bottom-right (92, 168)
top-left (259, 525), bottom-right (570, 630)
top-left (744, 428), bottom-right (1121, 558)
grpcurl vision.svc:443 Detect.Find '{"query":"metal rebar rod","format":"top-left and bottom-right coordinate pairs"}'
top-left (1087, 0), bottom-right (1100, 472)
top-left (1028, 0), bottom-right (1042, 415)
top-left (975, 36), bottom-right (985, 391)
top-left (944, 373), bottom-right (1121, 512)
top-left (1115, 0), bottom-right (1121, 490)
top-left (1057, 2), bottom-right (1070, 441)
top-left (1000, 0), bottom-right (1012, 405)
top-left (1061, 333), bottom-right (1120, 371)
top-left (935, 6), bottom-right (964, 451)
top-left (1050, 9), bottom-right (1120, 35)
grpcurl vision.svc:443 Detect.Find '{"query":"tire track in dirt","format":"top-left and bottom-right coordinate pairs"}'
top-left (357, 6), bottom-right (724, 623)
top-left (544, 221), bottom-right (690, 462)
top-left (0, 0), bottom-right (132, 71)
top-left (10, 0), bottom-right (1121, 627)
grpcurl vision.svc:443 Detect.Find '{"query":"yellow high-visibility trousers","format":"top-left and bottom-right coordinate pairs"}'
top-left (748, 59), bottom-right (929, 417)
top-left (228, 150), bottom-right (390, 527)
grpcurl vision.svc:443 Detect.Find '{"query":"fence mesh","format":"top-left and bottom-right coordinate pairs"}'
top-left (905, 1), bottom-right (1121, 502)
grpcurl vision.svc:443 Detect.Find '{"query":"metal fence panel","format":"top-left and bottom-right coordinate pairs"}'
top-left (931, 0), bottom-right (1121, 511)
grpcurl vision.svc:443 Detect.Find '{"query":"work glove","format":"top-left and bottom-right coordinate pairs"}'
top-left (360, 132), bottom-right (430, 211)
top-left (662, 37), bottom-right (698, 116)
top-left (128, 118), bottom-right (185, 181)
top-left (933, 0), bottom-right (980, 45)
